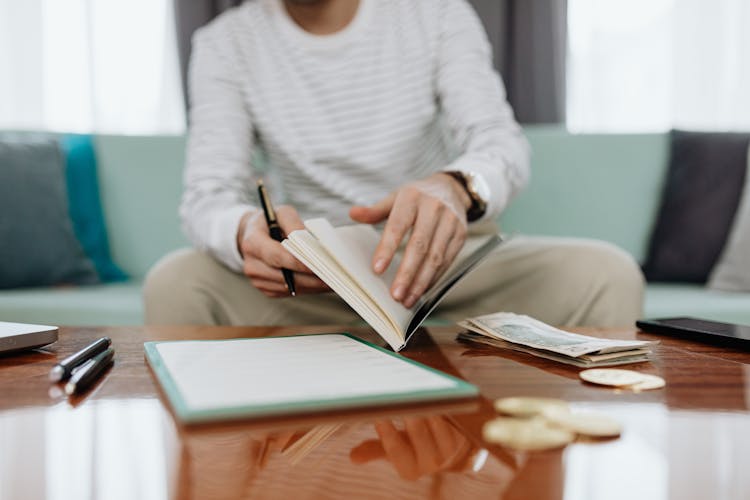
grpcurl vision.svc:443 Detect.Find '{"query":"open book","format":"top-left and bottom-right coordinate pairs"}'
top-left (282, 218), bottom-right (502, 351)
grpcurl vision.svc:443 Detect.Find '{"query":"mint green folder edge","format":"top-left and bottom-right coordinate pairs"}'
top-left (144, 333), bottom-right (479, 424)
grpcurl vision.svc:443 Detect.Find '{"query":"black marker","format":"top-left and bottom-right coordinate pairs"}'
top-left (49, 337), bottom-right (111, 382)
top-left (64, 348), bottom-right (115, 396)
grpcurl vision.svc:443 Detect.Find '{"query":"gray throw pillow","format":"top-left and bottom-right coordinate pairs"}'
top-left (642, 130), bottom-right (750, 283)
top-left (709, 147), bottom-right (750, 292)
top-left (0, 139), bottom-right (99, 289)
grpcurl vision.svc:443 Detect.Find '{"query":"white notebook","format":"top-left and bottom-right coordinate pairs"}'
top-left (145, 333), bottom-right (477, 424)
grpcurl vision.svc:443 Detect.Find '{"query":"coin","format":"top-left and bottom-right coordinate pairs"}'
top-left (543, 407), bottom-right (621, 438)
top-left (482, 417), bottom-right (575, 451)
top-left (628, 373), bottom-right (666, 391)
top-left (494, 397), bottom-right (569, 418)
top-left (579, 368), bottom-right (647, 387)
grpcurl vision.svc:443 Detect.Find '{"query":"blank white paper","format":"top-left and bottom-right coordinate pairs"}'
top-left (154, 334), bottom-right (457, 411)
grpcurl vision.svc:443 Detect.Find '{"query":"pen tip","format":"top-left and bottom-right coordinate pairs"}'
top-left (291, 291), bottom-right (296, 297)
top-left (256, 178), bottom-right (264, 187)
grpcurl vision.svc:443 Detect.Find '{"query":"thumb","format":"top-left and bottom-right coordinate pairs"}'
top-left (275, 205), bottom-right (305, 234)
top-left (349, 193), bottom-right (396, 224)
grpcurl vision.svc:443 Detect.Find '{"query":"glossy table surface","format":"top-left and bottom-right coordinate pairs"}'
top-left (1, 325), bottom-right (749, 500)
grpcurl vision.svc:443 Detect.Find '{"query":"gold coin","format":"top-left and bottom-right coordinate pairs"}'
top-left (628, 373), bottom-right (666, 391)
top-left (494, 397), bottom-right (569, 418)
top-left (543, 407), bottom-right (621, 438)
top-left (482, 417), bottom-right (575, 451)
top-left (579, 368), bottom-right (647, 387)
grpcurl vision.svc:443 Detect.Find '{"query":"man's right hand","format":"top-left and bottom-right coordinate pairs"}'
top-left (237, 206), bottom-right (329, 297)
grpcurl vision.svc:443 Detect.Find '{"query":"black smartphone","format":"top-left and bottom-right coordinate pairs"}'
top-left (636, 317), bottom-right (750, 349)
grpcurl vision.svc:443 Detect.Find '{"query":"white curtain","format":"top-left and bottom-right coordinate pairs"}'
top-left (0, 0), bottom-right (185, 135)
top-left (567, 0), bottom-right (750, 133)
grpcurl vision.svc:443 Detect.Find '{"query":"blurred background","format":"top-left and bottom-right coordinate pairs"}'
top-left (2, 0), bottom-right (749, 134)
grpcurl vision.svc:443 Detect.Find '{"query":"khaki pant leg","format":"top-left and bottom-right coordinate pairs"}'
top-left (437, 235), bottom-right (645, 327)
top-left (143, 248), bottom-right (361, 326)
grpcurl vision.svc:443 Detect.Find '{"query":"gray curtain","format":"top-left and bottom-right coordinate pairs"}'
top-left (174, 0), bottom-right (567, 124)
top-left (468, 0), bottom-right (567, 124)
top-left (173, 0), bottom-right (244, 105)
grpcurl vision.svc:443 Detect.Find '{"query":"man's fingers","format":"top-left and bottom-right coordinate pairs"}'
top-left (440, 228), bottom-right (466, 277)
top-left (251, 277), bottom-right (327, 296)
top-left (374, 421), bottom-right (419, 481)
top-left (349, 192), bottom-right (396, 224)
top-left (240, 208), bottom-right (312, 273)
top-left (390, 198), bottom-right (440, 303)
top-left (372, 192), bottom-right (418, 275)
top-left (404, 419), bottom-right (442, 472)
top-left (245, 259), bottom-right (327, 289)
top-left (250, 271), bottom-right (327, 290)
top-left (250, 278), bottom-right (289, 295)
top-left (292, 273), bottom-right (329, 290)
top-left (252, 236), bottom-right (310, 273)
top-left (427, 416), bottom-right (461, 463)
top-left (403, 215), bottom-right (457, 307)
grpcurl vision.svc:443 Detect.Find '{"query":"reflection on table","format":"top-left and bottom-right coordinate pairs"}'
top-left (2, 326), bottom-right (750, 499)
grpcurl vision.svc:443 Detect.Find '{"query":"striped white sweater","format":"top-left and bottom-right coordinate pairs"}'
top-left (182, 0), bottom-right (530, 272)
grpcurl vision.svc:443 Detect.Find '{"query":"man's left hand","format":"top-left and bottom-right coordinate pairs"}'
top-left (349, 173), bottom-right (470, 308)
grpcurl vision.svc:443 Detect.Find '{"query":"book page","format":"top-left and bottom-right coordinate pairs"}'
top-left (283, 231), bottom-right (397, 339)
top-left (153, 334), bottom-right (458, 412)
top-left (296, 219), bottom-right (414, 333)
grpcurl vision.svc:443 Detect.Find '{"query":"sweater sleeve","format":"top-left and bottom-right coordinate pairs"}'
top-left (436, 0), bottom-right (531, 221)
top-left (180, 26), bottom-right (259, 272)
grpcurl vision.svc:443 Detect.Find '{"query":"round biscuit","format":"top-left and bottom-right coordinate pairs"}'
top-left (579, 368), bottom-right (647, 387)
top-left (483, 417), bottom-right (574, 451)
top-left (494, 397), bottom-right (569, 418)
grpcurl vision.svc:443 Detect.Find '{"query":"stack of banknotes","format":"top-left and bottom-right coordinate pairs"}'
top-left (458, 312), bottom-right (658, 367)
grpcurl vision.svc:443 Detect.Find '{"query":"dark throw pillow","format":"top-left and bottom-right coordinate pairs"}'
top-left (642, 130), bottom-right (750, 283)
top-left (0, 138), bottom-right (100, 289)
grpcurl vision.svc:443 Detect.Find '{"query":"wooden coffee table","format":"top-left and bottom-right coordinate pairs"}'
top-left (1, 325), bottom-right (749, 500)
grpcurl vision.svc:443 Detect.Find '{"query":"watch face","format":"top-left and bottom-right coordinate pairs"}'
top-left (467, 172), bottom-right (490, 205)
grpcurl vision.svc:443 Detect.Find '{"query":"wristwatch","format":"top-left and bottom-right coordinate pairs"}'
top-left (443, 170), bottom-right (490, 222)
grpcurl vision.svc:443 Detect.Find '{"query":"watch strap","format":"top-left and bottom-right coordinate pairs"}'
top-left (443, 171), bottom-right (486, 222)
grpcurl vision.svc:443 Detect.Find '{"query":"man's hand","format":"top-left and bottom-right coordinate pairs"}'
top-left (349, 173), bottom-right (470, 308)
top-left (237, 206), bottom-right (328, 297)
top-left (350, 417), bottom-right (476, 481)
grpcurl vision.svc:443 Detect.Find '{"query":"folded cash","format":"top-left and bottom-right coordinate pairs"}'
top-left (458, 312), bottom-right (658, 367)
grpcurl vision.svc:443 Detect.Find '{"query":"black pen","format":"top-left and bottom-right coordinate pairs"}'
top-left (64, 347), bottom-right (115, 396)
top-left (49, 337), bottom-right (111, 382)
top-left (257, 179), bottom-right (296, 296)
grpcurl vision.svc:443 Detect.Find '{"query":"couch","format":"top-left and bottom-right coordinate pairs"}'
top-left (2, 126), bottom-right (749, 326)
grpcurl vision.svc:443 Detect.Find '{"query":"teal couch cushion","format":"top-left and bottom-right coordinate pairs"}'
top-left (502, 127), bottom-right (670, 263)
top-left (94, 135), bottom-right (188, 278)
top-left (62, 135), bottom-right (128, 282)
